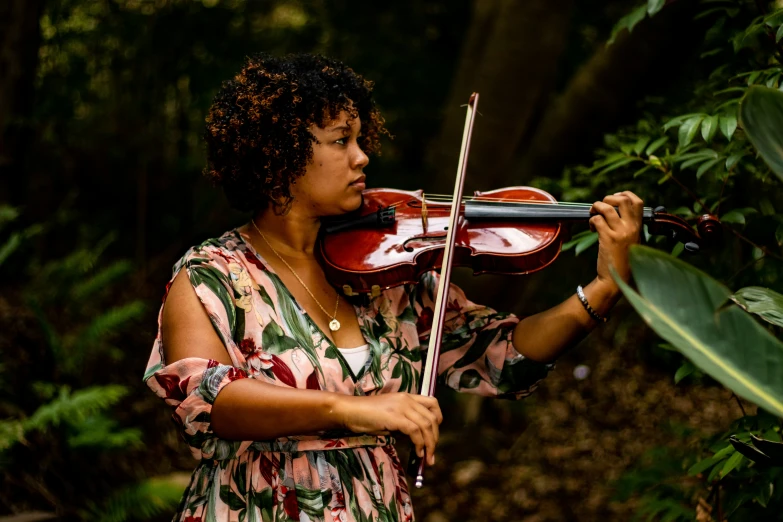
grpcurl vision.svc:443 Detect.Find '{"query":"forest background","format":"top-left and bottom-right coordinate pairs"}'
top-left (2, 0), bottom-right (783, 520)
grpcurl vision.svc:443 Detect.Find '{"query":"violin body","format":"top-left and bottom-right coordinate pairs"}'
top-left (319, 186), bottom-right (567, 295)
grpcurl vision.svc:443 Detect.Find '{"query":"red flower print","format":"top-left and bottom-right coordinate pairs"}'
top-left (282, 489), bottom-right (300, 521)
top-left (270, 355), bottom-right (297, 388)
top-left (324, 439), bottom-right (345, 449)
top-left (155, 373), bottom-right (186, 401)
top-left (211, 249), bottom-right (234, 264)
top-left (417, 307), bottom-right (434, 335)
top-left (245, 253), bottom-right (267, 272)
top-left (207, 359), bottom-right (220, 369)
top-left (259, 454), bottom-right (275, 486)
top-left (226, 367), bottom-right (248, 382)
top-left (305, 369), bottom-right (320, 390)
top-left (183, 517), bottom-right (202, 522)
top-left (239, 338), bottom-right (257, 356)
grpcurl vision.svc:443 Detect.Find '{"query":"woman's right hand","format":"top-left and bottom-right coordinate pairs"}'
top-left (335, 393), bottom-right (443, 465)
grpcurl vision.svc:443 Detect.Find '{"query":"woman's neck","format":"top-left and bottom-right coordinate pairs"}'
top-left (251, 205), bottom-right (321, 258)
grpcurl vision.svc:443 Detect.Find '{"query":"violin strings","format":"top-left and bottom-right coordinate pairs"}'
top-left (414, 194), bottom-right (653, 211)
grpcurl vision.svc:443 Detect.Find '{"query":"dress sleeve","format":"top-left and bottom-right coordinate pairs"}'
top-left (143, 246), bottom-right (254, 461)
top-left (410, 271), bottom-right (554, 399)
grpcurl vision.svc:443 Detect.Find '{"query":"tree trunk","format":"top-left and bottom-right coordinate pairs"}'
top-left (0, 0), bottom-right (45, 205)
top-left (426, 0), bottom-right (574, 194)
top-left (514, 2), bottom-right (703, 183)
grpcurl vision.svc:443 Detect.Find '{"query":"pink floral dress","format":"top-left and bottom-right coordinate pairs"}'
top-left (143, 228), bottom-right (552, 522)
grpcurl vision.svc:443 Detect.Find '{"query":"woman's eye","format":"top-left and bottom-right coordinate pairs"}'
top-left (335, 138), bottom-right (347, 145)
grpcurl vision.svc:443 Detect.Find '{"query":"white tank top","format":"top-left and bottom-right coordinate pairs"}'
top-left (338, 344), bottom-right (370, 375)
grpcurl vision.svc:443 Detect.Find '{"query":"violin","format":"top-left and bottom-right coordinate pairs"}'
top-left (318, 186), bottom-right (722, 296)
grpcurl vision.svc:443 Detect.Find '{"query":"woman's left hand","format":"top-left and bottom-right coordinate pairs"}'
top-left (589, 191), bottom-right (644, 289)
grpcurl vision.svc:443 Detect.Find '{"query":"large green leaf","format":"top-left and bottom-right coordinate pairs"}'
top-left (739, 85), bottom-right (783, 181)
top-left (614, 245), bottom-right (783, 417)
top-left (732, 286), bottom-right (783, 327)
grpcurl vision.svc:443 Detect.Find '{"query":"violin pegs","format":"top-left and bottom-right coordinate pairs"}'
top-left (654, 206), bottom-right (667, 214)
top-left (684, 242), bottom-right (700, 253)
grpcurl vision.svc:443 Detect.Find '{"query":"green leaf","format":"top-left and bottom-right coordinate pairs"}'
top-left (633, 165), bottom-right (653, 178)
top-left (674, 360), bottom-right (695, 383)
top-left (678, 116), bottom-right (704, 147)
top-left (575, 232), bottom-right (599, 256)
top-left (647, 0), bottom-right (665, 15)
top-left (701, 114), bottom-right (719, 142)
top-left (645, 136), bottom-right (669, 155)
top-left (688, 455), bottom-right (722, 476)
top-left (561, 230), bottom-right (595, 252)
top-left (777, 24), bottom-right (783, 43)
top-left (776, 223), bottom-right (783, 246)
top-left (597, 157), bottom-right (636, 176)
top-left (719, 114), bottom-right (738, 140)
top-left (664, 113), bottom-right (706, 131)
top-left (613, 246), bottom-right (783, 418)
top-left (697, 157), bottom-right (722, 179)
top-left (739, 86), bottom-right (783, 182)
top-left (720, 451), bottom-right (743, 477)
top-left (609, 4), bottom-right (648, 44)
top-left (725, 153), bottom-right (744, 170)
top-left (731, 286), bottom-right (783, 327)
top-left (633, 137), bottom-right (650, 155)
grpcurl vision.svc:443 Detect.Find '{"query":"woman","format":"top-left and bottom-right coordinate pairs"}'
top-left (144, 53), bottom-right (643, 522)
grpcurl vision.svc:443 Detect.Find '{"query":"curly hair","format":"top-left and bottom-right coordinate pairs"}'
top-left (204, 53), bottom-right (389, 214)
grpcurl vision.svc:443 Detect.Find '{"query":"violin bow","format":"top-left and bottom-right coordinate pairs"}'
top-left (410, 92), bottom-right (479, 488)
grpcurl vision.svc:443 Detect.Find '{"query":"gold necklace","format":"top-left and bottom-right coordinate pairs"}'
top-left (250, 219), bottom-right (342, 332)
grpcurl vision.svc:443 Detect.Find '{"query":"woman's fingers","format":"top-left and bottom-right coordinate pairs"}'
top-left (404, 407), bottom-right (438, 464)
top-left (413, 395), bottom-right (444, 424)
top-left (411, 400), bottom-right (440, 453)
top-left (591, 201), bottom-right (622, 230)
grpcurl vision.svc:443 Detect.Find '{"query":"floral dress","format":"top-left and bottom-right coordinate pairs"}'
top-left (144, 228), bottom-right (553, 522)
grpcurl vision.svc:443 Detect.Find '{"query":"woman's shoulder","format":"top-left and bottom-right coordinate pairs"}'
top-left (174, 228), bottom-right (265, 275)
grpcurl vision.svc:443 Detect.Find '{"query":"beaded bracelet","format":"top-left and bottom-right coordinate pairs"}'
top-left (576, 285), bottom-right (608, 323)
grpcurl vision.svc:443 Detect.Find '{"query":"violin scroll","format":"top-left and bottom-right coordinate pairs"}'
top-left (646, 206), bottom-right (722, 253)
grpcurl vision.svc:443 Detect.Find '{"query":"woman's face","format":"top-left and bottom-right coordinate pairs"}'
top-left (291, 110), bottom-right (369, 217)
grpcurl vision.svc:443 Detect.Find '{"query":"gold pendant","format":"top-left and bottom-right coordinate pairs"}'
top-left (329, 318), bottom-right (341, 332)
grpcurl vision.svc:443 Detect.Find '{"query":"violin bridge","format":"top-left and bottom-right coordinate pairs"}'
top-left (421, 193), bottom-right (429, 233)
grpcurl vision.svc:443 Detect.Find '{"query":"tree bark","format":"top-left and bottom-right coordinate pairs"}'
top-left (0, 0), bottom-right (45, 205)
top-left (426, 0), bottom-right (574, 194)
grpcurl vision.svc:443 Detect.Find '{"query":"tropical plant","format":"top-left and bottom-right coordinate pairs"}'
top-left (545, 0), bottom-right (783, 519)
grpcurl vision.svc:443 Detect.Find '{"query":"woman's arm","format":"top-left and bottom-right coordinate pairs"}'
top-left (162, 271), bottom-right (442, 463)
top-left (512, 191), bottom-right (643, 363)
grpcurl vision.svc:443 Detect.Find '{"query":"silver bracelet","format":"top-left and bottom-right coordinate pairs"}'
top-left (576, 285), bottom-right (608, 323)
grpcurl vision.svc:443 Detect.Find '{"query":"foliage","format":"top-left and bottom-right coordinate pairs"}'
top-left (0, 206), bottom-right (177, 519)
top-left (548, 0), bottom-right (783, 518)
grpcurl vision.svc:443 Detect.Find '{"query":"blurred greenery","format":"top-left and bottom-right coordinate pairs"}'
top-left (3, 0), bottom-right (783, 520)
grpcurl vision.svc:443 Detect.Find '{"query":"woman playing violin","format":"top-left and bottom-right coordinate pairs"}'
top-left (143, 53), bottom-right (644, 522)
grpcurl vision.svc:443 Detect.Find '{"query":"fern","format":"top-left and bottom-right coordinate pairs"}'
top-left (82, 474), bottom-right (189, 522)
top-left (67, 415), bottom-right (144, 450)
top-left (74, 301), bottom-right (145, 352)
top-left (0, 420), bottom-right (25, 452)
top-left (71, 259), bottom-right (134, 302)
top-left (25, 385), bottom-right (129, 432)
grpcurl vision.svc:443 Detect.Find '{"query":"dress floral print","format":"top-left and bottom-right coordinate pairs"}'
top-left (144, 229), bottom-right (553, 522)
